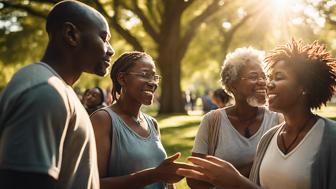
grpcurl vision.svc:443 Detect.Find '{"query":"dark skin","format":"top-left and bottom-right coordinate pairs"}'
top-left (267, 61), bottom-right (317, 154)
top-left (179, 61), bottom-right (319, 189)
top-left (0, 2), bottom-right (114, 189)
top-left (90, 58), bottom-right (188, 189)
top-left (178, 156), bottom-right (261, 189)
top-left (188, 63), bottom-right (267, 189)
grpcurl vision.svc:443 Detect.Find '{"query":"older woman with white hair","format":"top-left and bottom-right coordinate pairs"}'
top-left (187, 47), bottom-right (282, 189)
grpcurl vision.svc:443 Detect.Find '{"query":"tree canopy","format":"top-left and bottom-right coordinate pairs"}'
top-left (0, 0), bottom-right (334, 113)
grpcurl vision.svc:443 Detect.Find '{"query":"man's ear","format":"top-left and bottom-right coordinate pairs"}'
top-left (62, 22), bottom-right (80, 46)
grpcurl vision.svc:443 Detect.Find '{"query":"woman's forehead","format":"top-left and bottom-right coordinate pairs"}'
top-left (240, 63), bottom-right (264, 73)
top-left (131, 58), bottom-right (155, 69)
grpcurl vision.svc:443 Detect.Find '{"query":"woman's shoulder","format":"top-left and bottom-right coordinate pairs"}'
top-left (90, 107), bottom-right (112, 135)
top-left (262, 107), bottom-right (284, 124)
top-left (141, 112), bottom-right (158, 125)
top-left (322, 117), bottom-right (336, 127)
top-left (258, 124), bottom-right (282, 149)
top-left (320, 116), bottom-right (336, 137)
top-left (262, 107), bottom-right (277, 116)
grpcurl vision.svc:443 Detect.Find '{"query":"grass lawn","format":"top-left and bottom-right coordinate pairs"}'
top-left (156, 105), bottom-right (336, 188)
top-left (157, 113), bottom-right (202, 189)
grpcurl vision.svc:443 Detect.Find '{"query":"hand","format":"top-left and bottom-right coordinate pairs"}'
top-left (186, 178), bottom-right (214, 189)
top-left (177, 156), bottom-right (258, 189)
top-left (154, 153), bottom-right (189, 183)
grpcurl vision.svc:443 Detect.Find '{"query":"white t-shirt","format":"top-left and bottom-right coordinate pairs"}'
top-left (192, 107), bottom-right (279, 167)
top-left (259, 118), bottom-right (325, 189)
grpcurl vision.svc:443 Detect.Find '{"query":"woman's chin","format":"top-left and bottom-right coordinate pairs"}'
top-left (142, 99), bottom-right (154, 106)
top-left (247, 96), bottom-right (266, 107)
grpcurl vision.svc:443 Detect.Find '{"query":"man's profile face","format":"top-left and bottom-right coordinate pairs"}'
top-left (78, 15), bottom-right (114, 77)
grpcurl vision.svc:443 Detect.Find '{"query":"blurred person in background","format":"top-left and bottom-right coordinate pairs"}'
top-left (83, 87), bottom-right (106, 115)
top-left (211, 88), bottom-right (231, 108)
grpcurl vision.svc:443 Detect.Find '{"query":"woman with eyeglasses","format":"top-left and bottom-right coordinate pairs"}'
top-left (188, 47), bottom-right (282, 188)
top-left (177, 40), bottom-right (336, 189)
top-left (90, 51), bottom-right (186, 189)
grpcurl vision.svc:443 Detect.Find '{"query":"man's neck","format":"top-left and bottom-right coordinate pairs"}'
top-left (41, 54), bottom-right (81, 86)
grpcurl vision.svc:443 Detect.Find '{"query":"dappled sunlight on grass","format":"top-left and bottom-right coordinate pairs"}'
top-left (157, 114), bottom-right (203, 128)
top-left (157, 114), bottom-right (203, 161)
top-left (157, 113), bottom-right (203, 189)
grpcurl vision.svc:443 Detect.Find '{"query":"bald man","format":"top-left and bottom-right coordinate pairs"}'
top-left (0, 1), bottom-right (114, 189)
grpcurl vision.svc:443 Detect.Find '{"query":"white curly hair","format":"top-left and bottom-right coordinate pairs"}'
top-left (221, 47), bottom-right (265, 93)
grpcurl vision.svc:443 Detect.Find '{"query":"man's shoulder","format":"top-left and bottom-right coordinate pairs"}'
top-left (3, 63), bottom-right (66, 98)
top-left (0, 63), bottom-right (73, 114)
top-left (12, 63), bottom-right (58, 86)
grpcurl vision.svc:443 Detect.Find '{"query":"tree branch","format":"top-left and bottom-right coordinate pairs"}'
top-left (111, 0), bottom-right (144, 51)
top-left (178, 0), bottom-right (226, 58)
top-left (130, 0), bottom-right (159, 43)
top-left (156, 0), bottom-right (164, 19)
top-left (30, 0), bottom-right (59, 4)
top-left (92, 0), bottom-right (111, 19)
top-left (228, 12), bottom-right (254, 36)
top-left (180, 0), bottom-right (195, 11)
top-left (1, 1), bottom-right (48, 18)
top-left (146, 0), bottom-right (160, 28)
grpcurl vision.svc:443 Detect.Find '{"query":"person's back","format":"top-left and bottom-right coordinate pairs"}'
top-left (0, 62), bottom-right (99, 189)
top-left (0, 0), bottom-right (114, 188)
top-left (201, 92), bottom-right (217, 113)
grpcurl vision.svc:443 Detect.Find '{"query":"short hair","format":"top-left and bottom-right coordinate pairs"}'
top-left (265, 39), bottom-right (336, 109)
top-left (46, 0), bottom-right (101, 37)
top-left (213, 88), bottom-right (231, 104)
top-left (110, 51), bottom-right (153, 103)
top-left (94, 87), bottom-right (105, 106)
top-left (220, 47), bottom-right (265, 93)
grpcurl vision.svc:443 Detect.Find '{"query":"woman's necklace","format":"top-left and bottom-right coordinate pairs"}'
top-left (131, 115), bottom-right (143, 127)
top-left (236, 108), bottom-right (259, 138)
top-left (244, 127), bottom-right (252, 138)
top-left (115, 102), bottom-right (143, 127)
top-left (280, 116), bottom-right (313, 154)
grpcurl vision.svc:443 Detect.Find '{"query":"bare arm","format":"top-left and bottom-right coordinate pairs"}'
top-left (178, 156), bottom-right (262, 189)
top-left (186, 152), bottom-right (214, 189)
top-left (90, 110), bottom-right (185, 189)
top-left (236, 162), bottom-right (253, 178)
top-left (0, 170), bottom-right (56, 189)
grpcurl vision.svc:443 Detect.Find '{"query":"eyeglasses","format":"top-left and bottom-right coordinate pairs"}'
top-left (126, 72), bottom-right (162, 83)
top-left (241, 75), bottom-right (267, 82)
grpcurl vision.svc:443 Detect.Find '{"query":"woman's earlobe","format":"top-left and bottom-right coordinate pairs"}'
top-left (117, 72), bottom-right (126, 86)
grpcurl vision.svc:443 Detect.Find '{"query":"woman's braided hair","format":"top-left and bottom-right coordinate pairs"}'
top-left (110, 51), bottom-right (152, 103)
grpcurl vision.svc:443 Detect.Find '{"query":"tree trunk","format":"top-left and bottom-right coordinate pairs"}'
top-left (157, 48), bottom-right (186, 114)
top-left (157, 5), bottom-right (186, 114)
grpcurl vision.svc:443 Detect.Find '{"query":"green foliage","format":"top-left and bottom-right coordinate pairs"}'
top-left (0, 0), bottom-right (334, 103)
top-left (157, 113), bottom-right (203, 189)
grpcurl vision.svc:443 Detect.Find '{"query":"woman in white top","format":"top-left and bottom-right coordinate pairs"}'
top-left (177, 40), bottom-right (336, 189)
top-left (188, 47), bottom-right (281, 188)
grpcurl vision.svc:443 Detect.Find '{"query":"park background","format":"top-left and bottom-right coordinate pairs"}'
top-left (1, 0), bottom-right (336, 188)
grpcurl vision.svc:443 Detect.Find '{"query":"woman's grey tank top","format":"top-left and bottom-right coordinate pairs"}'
top-left (102, 107), bottom-right (167, 189)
